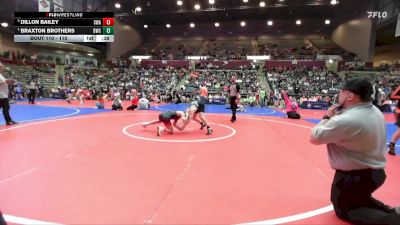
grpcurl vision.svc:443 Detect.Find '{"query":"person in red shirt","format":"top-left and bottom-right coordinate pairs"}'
top-left (255, 92), bottom-right (260, 107)
top-left (127, 90), bottom-right (139, 110)
top-left (95, 93), bottom-right (107, 109)
top-left (199, 83), bottom-right (208, 103)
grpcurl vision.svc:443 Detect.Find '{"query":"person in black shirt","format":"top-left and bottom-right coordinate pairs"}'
top-left (27, 80), bottom-right (36, 104)
top-left (228, 76), bottom-right (240, 122)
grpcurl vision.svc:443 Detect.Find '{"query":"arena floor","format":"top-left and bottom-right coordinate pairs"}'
top-left (1, 99), bottom-right (399, 225)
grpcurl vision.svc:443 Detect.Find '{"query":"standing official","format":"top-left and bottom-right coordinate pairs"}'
top-left (228, 76), bottom-right (240, 123)
top-left (0, 62), bottom-right (17, 125)
top-left (27, 79), bottom-right (36, 104)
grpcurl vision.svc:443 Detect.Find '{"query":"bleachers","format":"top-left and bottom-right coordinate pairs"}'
top-left (134, 37), bottom-right (356, 61)
top-left (200, 39), bottom-right (252, 60)
top-left (310, 38), bottom-right (357, 61)
top-left (266, 66), bottom-right (344, 98)
top-left (184, 69), bottom-right (260, 99)
top-left (127, 40), bottom-right (160, 56)
top-left (151, 40), bottom-right (204, 60)
top-left (258, 39), bottom-right (315, 60)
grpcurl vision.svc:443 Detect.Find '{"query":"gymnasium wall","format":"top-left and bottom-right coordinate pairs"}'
top-left (331, 18), bottom-right (373, 61)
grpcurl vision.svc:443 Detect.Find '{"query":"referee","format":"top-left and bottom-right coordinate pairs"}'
top-left (228, 76), bottom-right (240, 123)
top-left (0, 62), bottom-right (17, 125)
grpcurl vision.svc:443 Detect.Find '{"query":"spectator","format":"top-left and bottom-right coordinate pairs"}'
top-left (127, 90), bottom-right (139, 110)
top-left (281, 90), bottom-right (300, 119)
top-left (95, 93), bottom-right (107, 109)
top-left (138, 97), bottom-right (150, 110)
top-left (111, 97), bottom-right (123, 110)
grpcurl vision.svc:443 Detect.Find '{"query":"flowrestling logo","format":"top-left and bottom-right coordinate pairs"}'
top-left (367, 11), bottom-right (388, 19)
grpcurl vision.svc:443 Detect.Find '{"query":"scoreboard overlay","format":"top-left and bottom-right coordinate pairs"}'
top-left (14, 12), bottom-right (114, 42)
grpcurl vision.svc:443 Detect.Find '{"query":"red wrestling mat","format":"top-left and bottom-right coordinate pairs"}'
top-left (0, 112), bottom-right (399, 224)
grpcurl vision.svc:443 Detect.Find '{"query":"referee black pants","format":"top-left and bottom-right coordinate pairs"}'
top-left (0, 98), bottom-right (12, 123)
top-left (28, 89), bottom-right (35, 104)
top-left (331, 169), bottom-right (400, 225)
top-left (0, 210), bottom-right (6, 225)
top-left (229, 96), bottom-right (237, 121)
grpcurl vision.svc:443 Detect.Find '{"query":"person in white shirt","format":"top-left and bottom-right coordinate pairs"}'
top-left (138, 97), bottom-right (150, 110)
top-left (0, 62), bottom-right (17, 125)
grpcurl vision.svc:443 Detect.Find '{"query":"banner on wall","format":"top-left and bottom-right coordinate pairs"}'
top-left (396, 13), bottom-right (400, 37)
top-left (38, 0), bottom-right (50, 12)
top-left (53, 0), bottom-right (64, 12)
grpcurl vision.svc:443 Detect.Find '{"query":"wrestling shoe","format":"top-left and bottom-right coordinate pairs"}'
top-left (206, 128), bottom-right (213, 135)
top-left (388, 143), bottom-right (396, 156)
top-left (157, 126), bottom-right (164, 136)
top-left (200, 122), bottom-right (206, 130)
top-left (6, 121), bottom-right (18, 125)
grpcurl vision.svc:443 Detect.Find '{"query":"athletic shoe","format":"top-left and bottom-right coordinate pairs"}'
top-left (6, 121), bottom-right (18, 125)
top-left (200, 122), bottom-right (206, 130)
top-left (157, 126), bottom-right (164, 136)
top-left (206, 128), bottom-right (213, 135)
top-left (388, 143), bottom-right (396, 156)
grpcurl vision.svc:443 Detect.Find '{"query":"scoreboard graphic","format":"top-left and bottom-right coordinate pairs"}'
top-left (14, 12), bottom-right (114, 42)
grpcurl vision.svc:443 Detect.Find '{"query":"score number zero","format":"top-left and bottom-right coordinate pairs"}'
top-left (93, 27), bottom-right (114, 34)
top-left (93, 18), bottom-right (114, 26)
top-left (93, 18), bottom-right (114, 35)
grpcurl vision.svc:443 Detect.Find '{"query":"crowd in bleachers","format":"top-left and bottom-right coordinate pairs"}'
top-left (201, 39), bottom-right (250, 60)
top-left (182, 69), bottom-right (260, 100)
top-left (1, 40), bottom-right (398, 113)
top-left (138, 37), bottom-right (356, 61)
top-left (147, 39), bottom-right (252, 60)
top-left (60, 66), bottom-right (186, 103)
top-left (265, 64), bottom-right (399, 112)
top-left (258, 39), bottom-right (316, 60)
top-left (151, 41), bottom-right (203, 60)
top-left (146, 38), bottom-right (348, 60)
top-left (0, 50), bottom-right (97, 68)
top-left (266, 66), bottom-right (343, 97)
